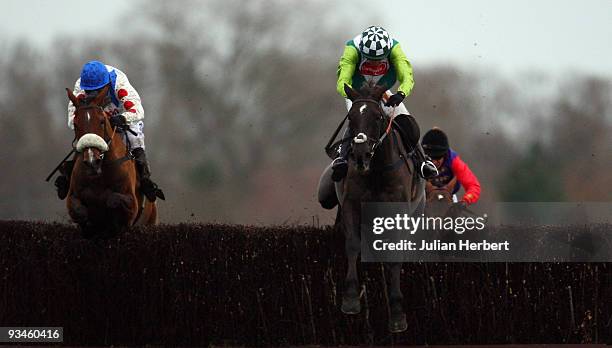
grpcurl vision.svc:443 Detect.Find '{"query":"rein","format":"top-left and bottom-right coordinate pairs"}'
top-left (324, 98), bottom-right (395, 159)
top-left (350, 98), bottom-right (394, 156)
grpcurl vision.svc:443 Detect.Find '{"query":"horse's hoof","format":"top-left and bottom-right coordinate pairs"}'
top-left (388, 313), bottom-right (408, 333)
top-left (341, 295), bottom-right (361, 315)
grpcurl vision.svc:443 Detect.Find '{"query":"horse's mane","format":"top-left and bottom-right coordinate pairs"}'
top-left (356, 82), bottom-right (385, 99)
top-left (76, 87), bottom-right (110, 107)
top-left (79, 96), bottom-right (94, 106)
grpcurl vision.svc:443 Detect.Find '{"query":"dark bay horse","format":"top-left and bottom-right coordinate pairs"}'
top-left (66, 86), bottom-right (157, 238)
top-left (319, 83), bottom-right (426, 333)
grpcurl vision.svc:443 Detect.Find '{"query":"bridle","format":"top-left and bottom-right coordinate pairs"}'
top-left (349, 98), bottom-right (394, 157)
top-left (74, 105), bottom-right (114, 153)
top-left (73, 104), bottom-right (132, 166)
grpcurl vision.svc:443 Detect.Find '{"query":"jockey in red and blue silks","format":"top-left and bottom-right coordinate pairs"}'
top-left (421, 128), bottom-right (481, 205)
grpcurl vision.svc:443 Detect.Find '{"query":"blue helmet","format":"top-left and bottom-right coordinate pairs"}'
top-left (80, 61), bottom-right (110, 91)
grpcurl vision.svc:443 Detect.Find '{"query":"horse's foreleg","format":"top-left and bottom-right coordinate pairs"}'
top-left (386, 262), bottom-right (407, 333)
top-left (67, 195), bottom-right (88, 224)
top-left (106, 192), bottom-right (136, 234)
top-left (68, 196), bottom-right (98, 238)
top-left (341, 201), bottom-right (361, 314)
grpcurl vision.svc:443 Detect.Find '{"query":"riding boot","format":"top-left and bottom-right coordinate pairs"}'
top-left (415, 146), bottom-right (439, 179)
top-left (393, 113), bottom-right (438, 179)
top-left (54, 160), bottom-right (75, 200)
top-left (331, 128), bottom-right (351, 182)
top-left (132, 147), bottom-right (165, 202)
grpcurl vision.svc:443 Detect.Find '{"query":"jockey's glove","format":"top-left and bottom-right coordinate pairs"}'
top-left (110, 115), bottom-right (127, 127)
top-left (385, 91), bottom-right (405, 107)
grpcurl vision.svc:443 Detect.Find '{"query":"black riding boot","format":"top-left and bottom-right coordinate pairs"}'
top-left (54, 160), bottom-right (75, 200)
top-left (132, 147), bottom-right (165, 202)
top-left (393, 114), bottom-right (438, 180)
top-left (331, 128), bottom-right (351, 182)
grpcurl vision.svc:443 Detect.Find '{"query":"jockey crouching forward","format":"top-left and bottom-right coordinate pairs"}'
top-left (55, 60), bottom-right (165, 202)
top-left (422, 128), bottom-right (481, 207)
top-left (331, 25), bottom-right (438, 182)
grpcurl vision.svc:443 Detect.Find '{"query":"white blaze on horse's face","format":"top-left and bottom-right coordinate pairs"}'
top-left (359, 104), bottom-right (367, 115)
top-left (353, 132), bottom-right (368, 144)
top-left (437, 194), bottom-right (444, 201)
top-left (87, 148), bottom-right (94, 165)
top-left (87, 111), bottom-right (90, 122)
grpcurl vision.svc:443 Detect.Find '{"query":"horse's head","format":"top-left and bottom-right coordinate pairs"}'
top-left (344, 83), bottom-right (388, 173)
top-left (425, 177), bottom-right (457, 216)
top-left (66, 85), bottom-right (112, 175)
top-left (426, 181), bottom-right (453, 203)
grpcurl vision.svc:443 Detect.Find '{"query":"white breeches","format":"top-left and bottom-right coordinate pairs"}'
top-left (124, 120), bottom-right (146, 149)
top-left (344, 90), bottom-right (410, 117)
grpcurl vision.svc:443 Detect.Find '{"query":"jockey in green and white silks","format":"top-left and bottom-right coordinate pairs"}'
top-left (336, 28), bottom-right (413, 105)
top-left (331, 26), bottom-right (438, 181)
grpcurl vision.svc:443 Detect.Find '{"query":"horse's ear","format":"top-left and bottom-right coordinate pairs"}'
top-left (92, 84), bottom-right (110, 106)
top-left (344, 84), bottom-right (360, 101)
top-left (66, 88), bottom-right (78, 106)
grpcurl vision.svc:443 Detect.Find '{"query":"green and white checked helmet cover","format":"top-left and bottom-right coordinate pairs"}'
top-left (359, 26), bottom-right (393, 59)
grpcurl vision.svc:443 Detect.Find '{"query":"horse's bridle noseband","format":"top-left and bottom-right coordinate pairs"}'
top-left (323, 97), bottom-right (394, 160)
top-left (73, 105), bottom-right (133, 166)
top-left (350, 98), bottom-right (392, 156)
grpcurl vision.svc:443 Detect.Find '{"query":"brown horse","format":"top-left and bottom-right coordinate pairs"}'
top-left (425, 176), bottom-right (480, 219)
top-left (66, 86), bottom-right (156, 238)
top-left (424, 176), bottom-right (457, 217)
top-left (319, 83), bottom-right (426, 333)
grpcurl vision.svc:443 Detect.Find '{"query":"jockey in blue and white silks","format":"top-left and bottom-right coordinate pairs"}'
top-left (55, 60), bottom-right (164, 202)
top-left (67, 61), bottom-right (145, 148)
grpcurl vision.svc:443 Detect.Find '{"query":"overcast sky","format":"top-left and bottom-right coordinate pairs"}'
top-left (1, 0), bottom-right (610, 78)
